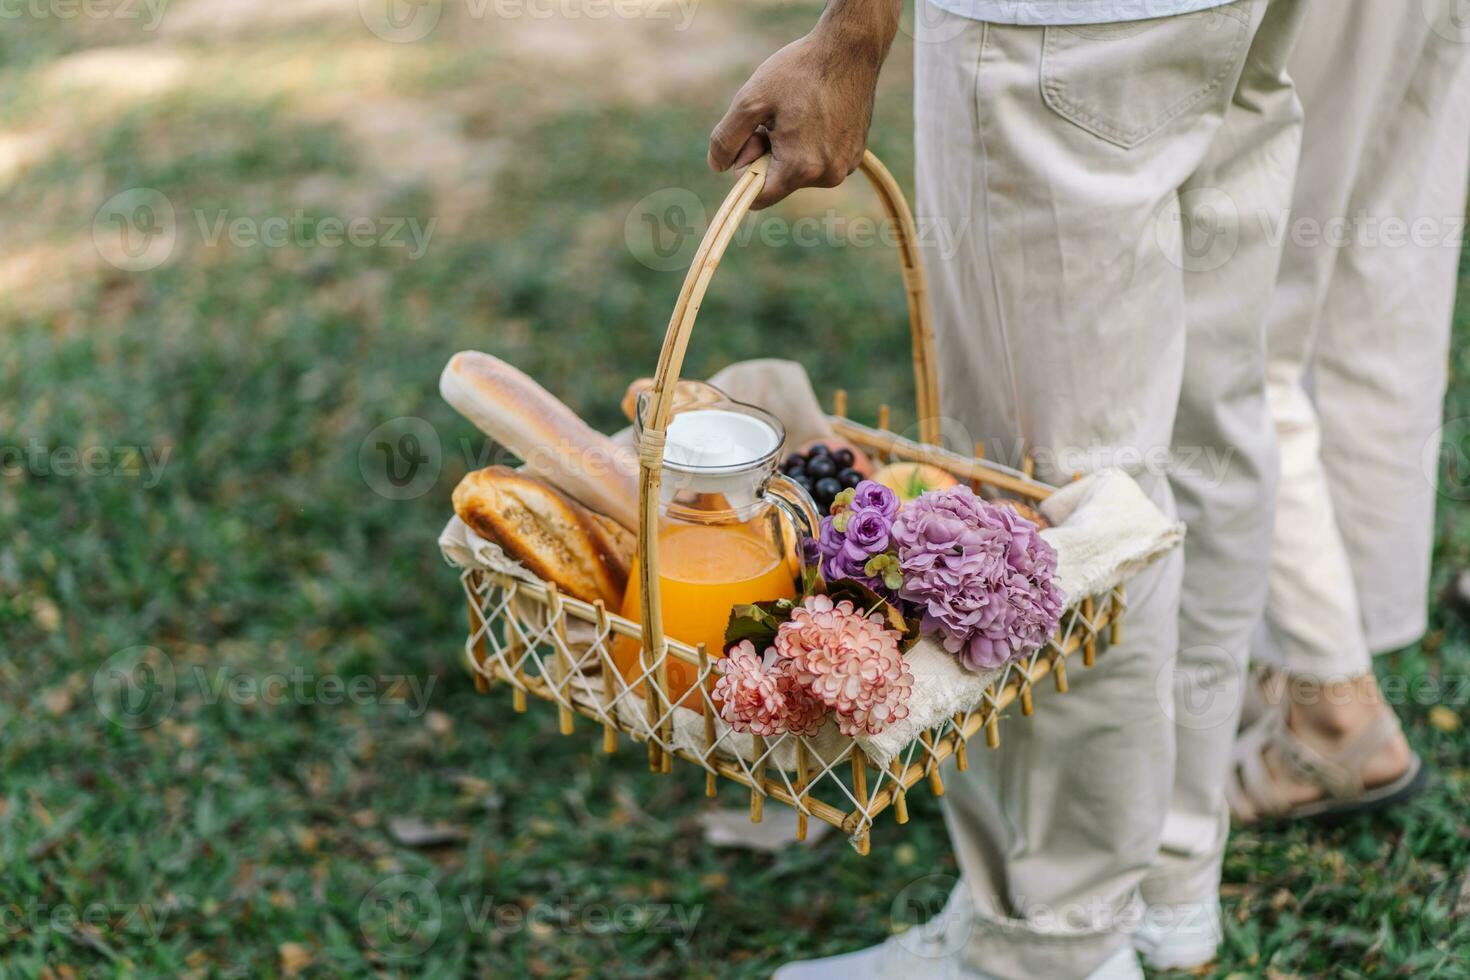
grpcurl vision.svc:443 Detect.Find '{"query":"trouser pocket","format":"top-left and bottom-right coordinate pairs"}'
top-left (1040, 1), bottom-right (1255, 149)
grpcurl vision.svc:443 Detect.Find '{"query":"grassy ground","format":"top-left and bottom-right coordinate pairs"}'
top-left (2, 2), bottom-right (1468, 977)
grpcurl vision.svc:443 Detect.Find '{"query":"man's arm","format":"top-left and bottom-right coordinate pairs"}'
top-left (708, 0), bottom-right (902, 210)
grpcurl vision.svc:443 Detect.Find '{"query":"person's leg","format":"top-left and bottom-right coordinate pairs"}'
top-left (1238, 0), bottom-right (1470, 821)
top-left (1313, 0), bottom-right (1470, 653)
top-left (914, 2), bottom-right (1288, 976)
top-left (1140, 0), bottom-right (1307, 915)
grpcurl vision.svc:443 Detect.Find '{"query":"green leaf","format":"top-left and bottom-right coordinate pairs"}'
top-left (723, 601), bottom-right (791, 651)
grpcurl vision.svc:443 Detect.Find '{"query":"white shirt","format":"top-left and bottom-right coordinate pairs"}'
top-left (928, 0), bottom-right (1239, 25)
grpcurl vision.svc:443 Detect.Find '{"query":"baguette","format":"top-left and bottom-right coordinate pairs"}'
top-left (453, 466), bottom-right (631, 607)
top-left (441, 351), bottom-right (639, 529)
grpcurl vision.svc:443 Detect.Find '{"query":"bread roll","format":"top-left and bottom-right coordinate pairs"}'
top-left (441, 351), bottom-right (638, 529)
top-left (453, 466), bottom-right (630, 606)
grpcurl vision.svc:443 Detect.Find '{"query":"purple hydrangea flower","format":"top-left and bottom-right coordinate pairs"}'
top-left (891, 485), bottom-right (1064, 671)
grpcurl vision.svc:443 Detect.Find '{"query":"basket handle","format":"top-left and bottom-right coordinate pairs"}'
top-left (634, 150), bottom-right (940, 764)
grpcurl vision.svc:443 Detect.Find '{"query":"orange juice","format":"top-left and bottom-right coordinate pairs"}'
top-left (613, 522), bottom-right (796, 712)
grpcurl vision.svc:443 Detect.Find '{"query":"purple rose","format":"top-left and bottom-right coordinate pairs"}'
top-left (817, 509), bottom-right (896, 595)
top-left (852, 481), bottom-right (899, 520)
top-left (817, 516), bottom-right (845, 560)
top-left (891, 485), bottom-right (1064, 672)
top-left (844, 507), bottom-right (892, 556)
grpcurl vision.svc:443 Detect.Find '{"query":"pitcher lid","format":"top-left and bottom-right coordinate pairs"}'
top-left (664, 408), bottom-right (781, 472)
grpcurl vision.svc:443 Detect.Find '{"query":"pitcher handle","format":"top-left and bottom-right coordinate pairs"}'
top-left (764, 472), bottom-right (823, 582)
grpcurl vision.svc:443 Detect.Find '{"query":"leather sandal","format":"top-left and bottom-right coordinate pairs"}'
top-left (1227, 706), bottom-right (1427, 825)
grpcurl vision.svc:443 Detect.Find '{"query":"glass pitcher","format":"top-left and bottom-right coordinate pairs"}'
top-left (612, 388), bottom-right (821, 712)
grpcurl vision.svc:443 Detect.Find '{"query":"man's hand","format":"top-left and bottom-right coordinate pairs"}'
top-left (708, 0), bottom-right (901, 210)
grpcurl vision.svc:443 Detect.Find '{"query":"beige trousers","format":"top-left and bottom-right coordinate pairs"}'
top-left (1256, 0), bottom-right (1470, 682)
top-left (914, 0), bottom-right (1305, 975)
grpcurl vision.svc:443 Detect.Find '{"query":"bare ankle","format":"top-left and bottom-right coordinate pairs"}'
top-left (1286, 675), bottom-right (1388, 741)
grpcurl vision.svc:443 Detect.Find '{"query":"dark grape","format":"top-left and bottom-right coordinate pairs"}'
top-left (833, 448), bottom-right (854, 468)
top-left (806, 455), bottom-right (836, 479)
top-left (793, 473), bottom-right (815, 493)
top-left (784, 453), bottom-right (807, 474)
top-left (838, 468), bottom-right (863, 489)
top-left (814, 477), bottom-right (843, 502)
top-left (806, 443), bottom-right (831, 457)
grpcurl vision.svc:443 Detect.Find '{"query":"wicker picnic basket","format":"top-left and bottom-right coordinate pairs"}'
top-left (458, 151), bottom-right (1124, 853)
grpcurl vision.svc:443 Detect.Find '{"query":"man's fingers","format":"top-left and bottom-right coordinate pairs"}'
top-left (731, 128), bottom-right (769, 170)
top-left (708, 94), bottom-right (768, 172)
top-left (751, 155), bottom-right (801, 210)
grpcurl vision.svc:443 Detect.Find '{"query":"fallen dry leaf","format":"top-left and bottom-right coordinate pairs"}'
top-left (293, 826), bottom-right (320, 854)
top-left (278, 942), bottom-right (313, 977)
top-left (41, 686), bottom-right (74, 717)
top-left (1429, 705), bottom-right (1462, 733)
top-left (32, 596), bottom-right (61, 632)
top-left (696, 808), bottom-right (829, 852)
top-left (388, 816), bottom-right (468, 848)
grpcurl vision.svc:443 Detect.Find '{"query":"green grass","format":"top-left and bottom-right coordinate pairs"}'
top-left (2, 4), bottom-right (1469, 977)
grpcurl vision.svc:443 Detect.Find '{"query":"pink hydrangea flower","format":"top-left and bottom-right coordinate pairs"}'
top-left (775, 595), bottom-right (913, 737)
top-left (713, 641), bottom-right (826, 738)
top-left (891, 485), bottom-right (1064, 671)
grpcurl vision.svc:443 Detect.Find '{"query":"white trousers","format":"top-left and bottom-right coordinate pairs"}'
top-left (1256, 0), bottom-right (1470, 682)
top-left (914, 1), bottom-right (1306, 975)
